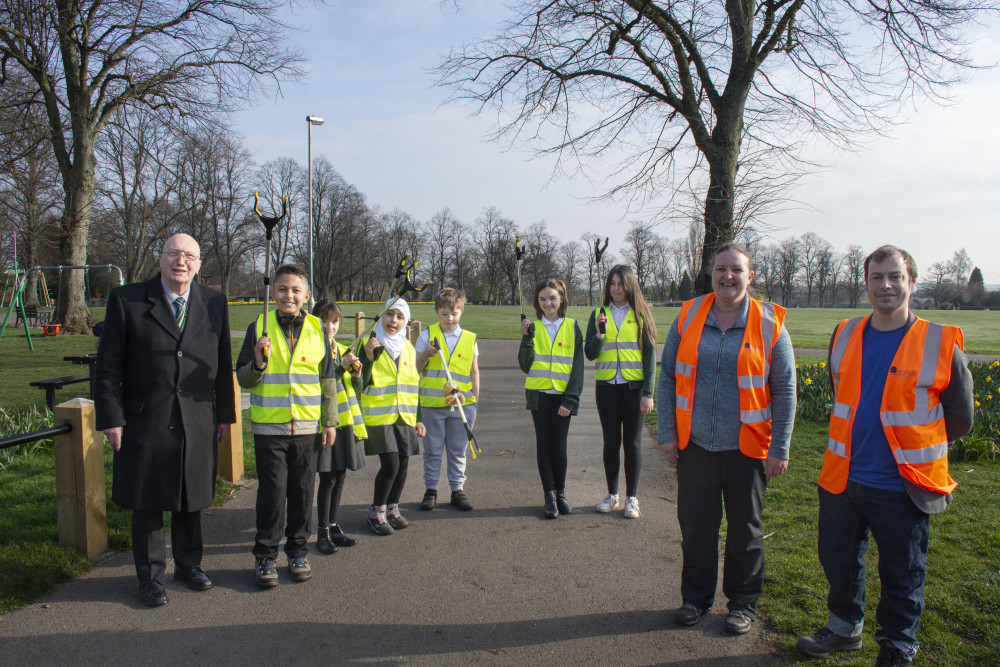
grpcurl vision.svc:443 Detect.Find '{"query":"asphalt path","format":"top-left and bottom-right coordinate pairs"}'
top-left (0, 339), bottom-right (784, 666)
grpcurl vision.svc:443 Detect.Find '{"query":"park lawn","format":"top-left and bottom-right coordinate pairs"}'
top-left (761, 421), bottom-right (1000, 666)
top-left (230, 303), bottom-right (1000, 354)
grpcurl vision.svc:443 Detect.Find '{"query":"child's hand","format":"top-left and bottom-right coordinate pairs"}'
top-left (321, 426), bottom-right (336, 448)
top-left (444, 391), bottom-right (465, 406)
top-left (253, 336), bottom-right (271, 368)
top-left (416, 422), bottom-right (426, 438)
top-left (557, 405), bottom-right (571, 418)
top-left (640, 396), bottom-right (654, 414)
top-left (595, 311), bottom-right (608, 339)
top-left (520, 319), bottom-right (533, 336)
top-left (364, 335), bottom-right (381, 361)
top-left (341, 351), bottom-right (360, 372)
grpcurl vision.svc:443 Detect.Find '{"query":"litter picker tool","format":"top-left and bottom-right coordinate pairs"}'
top-left (515, 236), bottom-right (533, 337)
top-left (594, 237), bottom-right (609, 335)
top-left (347, 256), bottom-right (432, 362)
top-left (429, 338), bottom-right (481, 459)
top-left (254, 191), bottom-right (288, 366)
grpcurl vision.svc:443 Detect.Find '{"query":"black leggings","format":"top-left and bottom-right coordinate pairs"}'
top-left (595, 382), bottom-right (643, 497)
top-left (373, 452), bottom-right (409, 506)
top-left (316, 469), bottom-right (346, 526)
top-left (530, 392), bottom-right (572, 492)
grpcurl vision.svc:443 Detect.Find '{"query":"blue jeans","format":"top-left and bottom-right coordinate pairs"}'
top-left (818, 483), bottom-right (929, 660)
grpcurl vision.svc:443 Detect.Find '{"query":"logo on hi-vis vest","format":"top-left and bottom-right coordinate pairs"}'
top-left (889, 366), bottom-right (918, 378)
top-left (743, 342), bottom-right (765, 352)
top-left (301, 357), bottom-right (307, 362)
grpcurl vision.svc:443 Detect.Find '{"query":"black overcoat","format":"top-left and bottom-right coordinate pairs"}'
top-left (94, 276), bottom-right (236, 511)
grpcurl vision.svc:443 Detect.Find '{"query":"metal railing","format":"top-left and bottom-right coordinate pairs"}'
top-left (0, 423), bottom-right (71, 451)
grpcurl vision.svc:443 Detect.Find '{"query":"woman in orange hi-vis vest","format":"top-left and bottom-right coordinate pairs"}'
top-left (656, 243), bottom-right (797, 636)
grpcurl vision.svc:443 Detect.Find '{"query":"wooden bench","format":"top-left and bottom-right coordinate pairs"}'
top-left (30, 375), bottom-right (91, 411)
top-left (15, 304), bottom-right (39, 327)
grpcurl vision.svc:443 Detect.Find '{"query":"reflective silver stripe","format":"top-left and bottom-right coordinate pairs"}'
top-left (398, 383), bottom-right (420, 393)
top-left (615, 361), bottom-right (643, 370)
top-left (548, 371), bottom-right (571, 381)
top-left (290, 394), bottom-right (322, 407)
top-left (741, 407), bottom-right (771, 423)
top-left (352, 412), bottom-right (365, 426)
top-left (423, 369), bottom-right (448, 379)
top-left (250, 395), bottom-right (291, 408)
top-left (527, 369), bottom-right (551, 379)
top-left (364, 405), bottom-right (400, 416)
top-left (365, 385), bottom-right (398, 396)
top-left (760, 301), bottom-right (776, 380)
top-left (675, 361), bottom-right (693, 376)
top-left (738, 375), bottom-right (766, 389)
top-left (832, 402), bottom-right (851, 420)
top-left (397, 404), bottom-right (418, 414)
top-left (895, 441), bottom-right (948, 465)
top-left (595, 361), bottom-right (618, 370)
top-left (882, 404), bottom-right (944, 427)
top-left (449, 372), bottom-right (472, 383)
top-left (827, 437), bottom-right (847, 457)
top-left (347, 393), bottom-right (360, 408)
top-left (829, 317), bottom-right (864, 392)
top-left (675, 395), bottom-right (689, 410)
top-left (602, 341), bottom-right (641, 351)
top-left (258, 372), bottom-right (319, 385)
top-left (678, 295), bottom-right (709, 337)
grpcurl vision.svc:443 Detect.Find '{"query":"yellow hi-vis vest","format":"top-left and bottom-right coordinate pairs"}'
top-left (250, 311), bottom-right (325, 424)
top-left (526, 319), bottom-right (576, 393)
top-left (594, 306), bottom-right (643, 382)
top-left (333, 340), bottom-right (367, 439)
top-left (419, 323), bottom-right (478, 408)
top-left (361, 341), bottom-right (419, 427)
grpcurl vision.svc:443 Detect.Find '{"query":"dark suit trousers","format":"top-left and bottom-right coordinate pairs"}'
top-left (253, 434), bottom-right (319, 560)
top-left (132, 509), bottom-right (202, 583)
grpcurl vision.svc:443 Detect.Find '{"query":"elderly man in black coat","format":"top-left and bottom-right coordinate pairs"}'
top-left (95, 233), bottom-right (236, 607)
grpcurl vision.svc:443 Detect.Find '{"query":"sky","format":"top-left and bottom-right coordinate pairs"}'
top-left (232, 1), bottom-right (1000, 285)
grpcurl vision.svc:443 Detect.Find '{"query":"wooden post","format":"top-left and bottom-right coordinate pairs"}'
top-left (54, 398), bottom-right (106, 560)
top-left (408, 320), bottom-right (421, 345)
top-left (355, 311), bottom-right (365, 337)
top-left (217, 371), bottom-right (244, 483)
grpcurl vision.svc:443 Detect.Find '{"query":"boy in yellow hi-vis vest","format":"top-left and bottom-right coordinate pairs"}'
top-left (415, 288), bottom-right (480, 512)
top-left (236, 265), bottom-right (341, 589)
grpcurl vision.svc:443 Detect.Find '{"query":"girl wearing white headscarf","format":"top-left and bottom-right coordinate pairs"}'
top-left (360, 297), bottom-right (426, 535)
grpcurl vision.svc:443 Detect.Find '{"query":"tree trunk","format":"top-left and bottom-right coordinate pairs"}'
top-left (697, 149), bottom-right (739, 296)
top-left (56, 143), bottom-right (96, 333)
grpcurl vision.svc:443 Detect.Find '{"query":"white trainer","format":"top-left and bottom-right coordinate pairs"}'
top-left (596, 493), bottom-right (620, 513)
top-left (624, 496), bottom-right (640, 519)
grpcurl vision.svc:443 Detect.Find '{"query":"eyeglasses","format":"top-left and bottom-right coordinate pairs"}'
top-left (164, 250), bottom-right (200, 263)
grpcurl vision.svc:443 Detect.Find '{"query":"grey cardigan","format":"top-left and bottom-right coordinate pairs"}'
top-left (656, 296), bottom-right (797, 460)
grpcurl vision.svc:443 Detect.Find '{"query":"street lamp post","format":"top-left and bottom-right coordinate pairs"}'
top-left (306, 114), bottom-right (324, 306)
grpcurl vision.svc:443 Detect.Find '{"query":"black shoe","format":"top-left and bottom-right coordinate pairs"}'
top-left (724, 610), bottom-right (753, 635)
top-left (316, 526), bottom-right (338, 555)
top-left (420, 489), bottom-right (437, 511)
top-left (139, 580), bottom-right (168, 607)
top-left (173, 566), bottom-right (212, 592)
top-left (797, 627), bottom-right (863, 657)
top-left (330, 524), bottom-right (357, 547)
top-left (556, 490), bottom-right (573, 515)
top-left (450, 489), bottom-right (473, 511)
top-left (674, 603), bottom-right (708, 626)
top-left (875, 644), bottom-right (912, 666)
top-left (544, 490), bottom-right (559, 519)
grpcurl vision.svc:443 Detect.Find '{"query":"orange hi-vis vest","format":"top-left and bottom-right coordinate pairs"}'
top-left (674, 294), bottom-right (785, 459)
top-left (821, 315), bottom-right (962, 495)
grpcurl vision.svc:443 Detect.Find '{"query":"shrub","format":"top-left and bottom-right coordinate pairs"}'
top-left (0, 406), bottom-right (54, 470)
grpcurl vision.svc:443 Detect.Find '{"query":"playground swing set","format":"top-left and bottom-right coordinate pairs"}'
top-left (0, 264), bottom-right (124, 350)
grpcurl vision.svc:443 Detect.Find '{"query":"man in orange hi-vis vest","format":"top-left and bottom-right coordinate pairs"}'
top-left (797, 245), bottom-right (973, 667)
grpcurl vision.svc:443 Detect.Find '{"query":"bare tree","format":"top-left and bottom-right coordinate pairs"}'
top-left (581, 233), bottom-right (601, 306)
top-left (948, 248), bottom-right (973, 286)
top-left (474, 206), bottom-right (518, 305)
top-left (919, 262), bottom-right (960, 309)
top-left (776, 237), bottom-right (802, 307)
top-left (843, 244), bottom-right (866, 308)
top-left (425, 208), bottom-right (460, 291)
top-left (0, 0), bottom-right (301, 331)
top-left (559, 240), bottom-right (582, 305)
top-left (622, 219), bottom-right (657, 290)
top-left (439, 0), bottom-right (990, 295)
top-left (255, 157), bottom-right (302, 270)
top-left (815, 245), bottom-right (841, 307)
top-left (756, 244), bottom-right (780, 303)
top-left (800, 232), bottom-right (831, 307)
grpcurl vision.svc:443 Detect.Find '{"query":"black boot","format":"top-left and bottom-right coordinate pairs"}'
top-left (316, 525), bottom-right (337, 554)
top-left (556, 490), bottom-right (573, 515)
top-left (330, 523), bottom-right (358, 548)
top-left (544, 490), bottom-right (559, 519)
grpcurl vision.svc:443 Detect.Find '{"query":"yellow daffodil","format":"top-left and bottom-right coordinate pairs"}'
top-left (806, 378), bottom-right (813, 385)
top-left (975, 401), bottom-right (981, 407)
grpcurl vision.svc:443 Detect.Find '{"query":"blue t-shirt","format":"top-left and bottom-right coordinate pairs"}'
top-left (848, 324), bottom-right (907, 491)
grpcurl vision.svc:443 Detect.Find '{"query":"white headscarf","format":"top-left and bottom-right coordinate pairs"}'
top-left (374, 296), bottom-right (410, 360)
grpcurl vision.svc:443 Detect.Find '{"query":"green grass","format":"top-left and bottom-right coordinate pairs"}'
top-left (762, 421), bottom-right (1000, 666)
top-left (229, 303), bottom-right (1000, 355)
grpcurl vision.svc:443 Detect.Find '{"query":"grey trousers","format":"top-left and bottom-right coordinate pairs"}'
top-left (421, 404), bottom-right (477, 491)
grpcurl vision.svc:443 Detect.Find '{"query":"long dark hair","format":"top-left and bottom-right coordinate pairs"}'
top-left (603, 264), bottom-right (657, 349)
